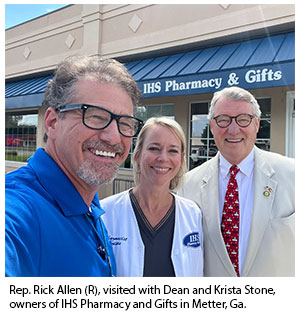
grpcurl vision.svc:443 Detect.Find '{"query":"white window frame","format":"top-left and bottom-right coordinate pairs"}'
top-left (285, 91), bottom-right (295, 158)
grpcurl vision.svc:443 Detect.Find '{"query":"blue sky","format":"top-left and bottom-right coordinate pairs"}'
top-left (5, 4), bottom-right (69, 29)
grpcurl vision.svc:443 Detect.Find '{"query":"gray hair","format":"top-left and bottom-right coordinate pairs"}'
top-left (208, 86), bottom-right (261, 120)
top-left (42, 55), bottom-right (141, 111)
top-left (132, 117), bottom-right (187, 191)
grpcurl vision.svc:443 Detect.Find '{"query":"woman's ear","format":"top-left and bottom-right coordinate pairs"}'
top-left (44, 107), bottom-right (59, 140)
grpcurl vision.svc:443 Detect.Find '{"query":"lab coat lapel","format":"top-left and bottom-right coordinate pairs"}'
top-left (241, 147), bottom-right (277, 276)
top-left (201, 155), bottom-right (235, 275)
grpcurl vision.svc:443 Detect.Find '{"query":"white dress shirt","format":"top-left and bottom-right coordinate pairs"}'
top-left (219, 148), bottom-right (255, 274)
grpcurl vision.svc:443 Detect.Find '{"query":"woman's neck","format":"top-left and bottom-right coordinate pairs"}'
top-left (132, 184), bottom-right (173, 227)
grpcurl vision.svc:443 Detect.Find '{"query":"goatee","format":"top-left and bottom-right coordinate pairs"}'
top-left (76, 159), bottom-right (120, 186)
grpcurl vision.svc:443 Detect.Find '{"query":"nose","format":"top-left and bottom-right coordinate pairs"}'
top-left (157, 149), bottom-right (168, 162)
top-left (227, 119), bottom-right (240, 135)
top-left (98, 119), bottom-right (122, 145)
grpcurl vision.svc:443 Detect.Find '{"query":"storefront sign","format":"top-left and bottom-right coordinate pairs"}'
top-left (139, 62), bottom-right (294, 98)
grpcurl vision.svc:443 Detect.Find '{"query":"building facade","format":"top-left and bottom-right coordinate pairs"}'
top-left (5, 4), bottom-right (295, 198)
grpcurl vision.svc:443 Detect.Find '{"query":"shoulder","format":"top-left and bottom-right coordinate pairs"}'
top-left (173, 194), bottom-right (203, 227)
top-left (6, 183), bottom-right (41, 243)
top-left (101, 190), bottom-right (133, 225)
top-left (255, 147), bottom-right (295, 173)
top-left (6, 166), bottom-right (39, 211)
top-left (6, 186), bottom-right (40, 220)
top-left (100, 190), bottom-right (130, 209)
top-left (6, 164), bottom-right (34, 189)
top-left (174, 194), bottom-right (202, 213)
top-left (6, 162), bottom-right (50, 201)
top-left (5, 164), bottom-right (53, 230)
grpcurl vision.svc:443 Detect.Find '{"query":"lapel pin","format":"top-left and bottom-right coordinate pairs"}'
top-left (263, 186), bottom-right (272, 198)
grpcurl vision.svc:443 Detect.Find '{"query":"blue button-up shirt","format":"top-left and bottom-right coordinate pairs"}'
top-left (5, 148), bottom-right (116, 277)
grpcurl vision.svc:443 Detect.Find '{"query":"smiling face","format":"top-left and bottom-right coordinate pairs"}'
top-left (210, 96), bottom-right (260, 165)
top-left (135, 124), bottom-right (184, 189)
top-left (45, 79), bottom-right (133, 189)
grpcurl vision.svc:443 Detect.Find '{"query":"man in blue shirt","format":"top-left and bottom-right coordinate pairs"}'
top-left (5, 55), bottom-right (142, 276)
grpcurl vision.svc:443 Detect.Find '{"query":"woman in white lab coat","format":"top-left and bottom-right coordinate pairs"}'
top-left (101, 117), bottom-right (203, 277)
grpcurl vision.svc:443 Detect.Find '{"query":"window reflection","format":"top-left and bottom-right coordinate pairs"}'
top-left (5, 111), bottom-right (38, 162)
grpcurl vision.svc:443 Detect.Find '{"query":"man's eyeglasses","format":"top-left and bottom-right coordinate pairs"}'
top-left (57, 104), bottom-right (144, 137)
top-left (213, 114), bottom-right (255, 128)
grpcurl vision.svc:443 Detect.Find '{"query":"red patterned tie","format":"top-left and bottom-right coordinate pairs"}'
top-left (221, 165), bottom-right (240, 276)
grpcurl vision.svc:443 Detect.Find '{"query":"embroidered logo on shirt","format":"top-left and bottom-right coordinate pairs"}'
top-left (183, 232), bottom-right (201, 248)
top-left (109, 236), bottom-right (128, 246)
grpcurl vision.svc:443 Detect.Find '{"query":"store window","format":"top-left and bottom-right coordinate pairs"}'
top-left (121, 103), bottom-right (175, 169)
top-left (189, 102), bottom-right (216, 170)
top-left (5, 110), bottom-right (38, 162)
top-left (189, 98), bottom-right (271, 170)
top-left (255, 98), bottom-right (271, 151)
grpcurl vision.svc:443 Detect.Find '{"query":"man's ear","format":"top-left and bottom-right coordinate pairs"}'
top-left (209, 119), bottom-right (214, 136)
top-left (255, 117), bottom-right (261, 134)
top-left (44, 107), bottom-right (59, 139)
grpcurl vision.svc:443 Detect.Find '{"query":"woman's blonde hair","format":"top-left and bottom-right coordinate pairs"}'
top-left (132, 117), bottom-right (187, 191)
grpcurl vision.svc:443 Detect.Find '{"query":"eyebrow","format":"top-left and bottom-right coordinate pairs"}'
top-left (148, 142), bottom-right (180, 148)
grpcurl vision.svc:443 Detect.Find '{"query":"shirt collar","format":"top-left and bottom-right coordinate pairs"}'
top-left (219, 148), bottom-right (255, 179)
top-left (28, 148), bottom-right (102, 216)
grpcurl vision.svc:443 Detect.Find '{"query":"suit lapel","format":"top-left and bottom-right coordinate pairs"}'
top-left (201, 154), bottom-right (236, 275)
top-left (242, 147), bottom-right (278, 276)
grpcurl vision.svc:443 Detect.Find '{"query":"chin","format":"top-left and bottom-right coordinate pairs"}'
top-left (77, 160), bottom-right (119, 186)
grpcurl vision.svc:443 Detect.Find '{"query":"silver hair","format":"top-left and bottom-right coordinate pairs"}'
top-left (42, 54), bottom-right (141, 112)
top-left (132, 117), bottom-right (187, 191)
top-left (208, 86), bottom-right (261, 120)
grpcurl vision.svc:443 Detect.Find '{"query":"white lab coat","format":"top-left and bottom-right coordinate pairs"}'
top-left (101, 190), bottom-right (203, 277)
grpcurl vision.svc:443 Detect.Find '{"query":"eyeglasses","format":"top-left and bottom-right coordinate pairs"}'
top-left (57, 104), bottom-right (144, 137)
top-left (213, 114), bottom-right (255, 128)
